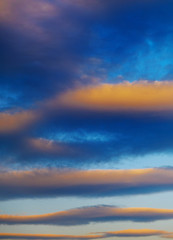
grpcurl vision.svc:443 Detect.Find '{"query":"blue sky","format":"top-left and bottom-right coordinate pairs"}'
top-left (1, 0), bottom-right (173, 239)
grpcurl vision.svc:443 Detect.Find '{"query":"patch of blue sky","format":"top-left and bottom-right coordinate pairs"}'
top-left (89, 152), bottom-right (173, 170)
top-left (118, 152), bottom-right (173, 169)
top-left (2, 190), bottom-right (173, 216)
top-left (90, 21), bottom-right (173, 83)
top-left (48, 130), bottom-right (117, 143)
top-left (0, 90), bottom-right (21, 111)
top-left (106, 36), bottom-right (173, 82)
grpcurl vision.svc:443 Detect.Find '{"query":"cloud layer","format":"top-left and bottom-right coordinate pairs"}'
top-left (1, 205), bottom-right (173, 226)
top-left (1, 168), bottom-right (173, 200)
top-left (0, 233), bottom-right (100, 240)
top-left (0, 229), bottom-right (171, 239)
top-left (1, 81), bottom-right (173, 168)
top-left (57, 81), bottom-right (173, 112)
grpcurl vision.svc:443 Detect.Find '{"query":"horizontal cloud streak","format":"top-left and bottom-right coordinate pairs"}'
top-left (164, 235), bottom-right (173, 239)
top-left (0, 229), bottom-right (170, 239)
top-left (1, 168), bottom-right (173, 200)
top-left (103, 229), bottom-right (167, 238)
top-left (1, 206), bottom-right (173, 225)
top-left (0, 233), bottom-right (101, 240)
top-left (0, 111), bottom-right (38, 133)
top-left (57, 81), bottom-right (173, 112)
top-left (2, 81), bottom-right (173, 134)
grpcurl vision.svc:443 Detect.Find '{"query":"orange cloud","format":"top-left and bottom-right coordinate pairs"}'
top-left (164, 234), bottom-right (173, 239)
top-left (103, 229), bottom-right (167, 237)
top-left (1, 81), bottom-right (173, 135)
top-left (0, 229), bottom-right (172, 239)
top-left (1, 168), bottom-right (173, 199)
top-left (0, 111), bottom-right (38, 133)
top-left (57, 81), bottom-right (173, 112)
top-left (0, 233), bottom-right (101, 239)
top-left (1, 206), bottom-right (173, 225)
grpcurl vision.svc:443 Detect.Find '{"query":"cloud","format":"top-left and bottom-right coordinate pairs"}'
top-left (0, 233), bottom-right (101, 240)
top-left (0, 0), bottom-right (95, 108)
top-left (1, 0), bottom-right (173, 109)
top-left (0, 134), bottom-right (108, 168)
top-left (164, 234), bottom-right (173, 239)
top-left (2, 80), bottom-right (173, 133)
top-left (24, 138), bottom-right (81, 159)
top-left (0, 0), bottom-right (56, 34)
top-left (55, 81), bottom-right (173, 112)
top-left (1, 80), bottom-right (173, 134)
top-left (1, 81), bottom-right (173, 168)
top-left (0, 229), bottom-right (171, 239)
top-left (1, 168), bottom-right (173, 200)
top-left (0, 111), bottom-right (38, 134)
top-left (1, 205), bottom-right (173, 225)
top-left (103, 229), bottom-right (167, 238)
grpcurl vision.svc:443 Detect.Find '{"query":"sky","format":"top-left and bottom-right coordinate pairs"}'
top-left (1, 0), bottom-right (173, 239)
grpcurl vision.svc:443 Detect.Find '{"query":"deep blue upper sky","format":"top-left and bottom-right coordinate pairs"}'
top-left (1, 0), bottom-right (173, 108)
top-left (1, 0), bottom-right (173, 169)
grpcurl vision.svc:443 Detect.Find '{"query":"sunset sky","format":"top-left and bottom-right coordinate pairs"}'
top-left (1, 0), bottom-right (173, 239)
